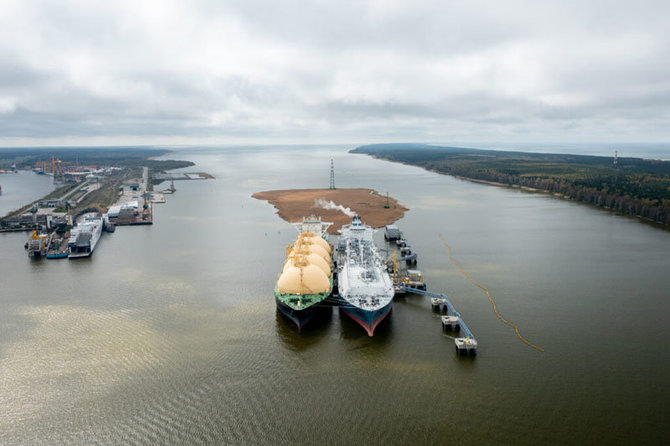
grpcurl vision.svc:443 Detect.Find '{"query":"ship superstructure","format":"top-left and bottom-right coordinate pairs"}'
top-left (27, 231), bottom-right (49, 258)
top-left (275, 216), bottom-right (334, 331)
top-left (337, 216), bottom-right (394, 336)
top-left (292, 214), bottom-right (332, 238)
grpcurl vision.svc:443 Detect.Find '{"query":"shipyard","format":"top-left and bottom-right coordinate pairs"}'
top-left (0, 148), bottom-right (213, 259)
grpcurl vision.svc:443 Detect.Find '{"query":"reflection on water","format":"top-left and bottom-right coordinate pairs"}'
top-left (0, 304), bottom-right (169, 430)
top-left (1, 145), bottom-right (669, 444)
top-left (337, 307), bottom-right (395, 342)
top-left (274, 308), bottom-right (332, 352)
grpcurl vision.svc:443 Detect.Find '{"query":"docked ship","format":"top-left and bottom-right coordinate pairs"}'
top-left (275, 216), bottom-right (334, 331)
top-left (46, 233), bottom-right (70, 259)
top-left (292, 214), bottom-right (333, 238)
top-left (337, 216), bottom-right (394, 336)
top-left (68, 216), bottom-right (103, 258)
top-left (26, 231), bottom-right (49, 258)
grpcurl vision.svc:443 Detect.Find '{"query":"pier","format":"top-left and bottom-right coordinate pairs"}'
top-left (401, 286), bottom-right (478, 355)
top-left (386, 228), bottom-right (478, 356)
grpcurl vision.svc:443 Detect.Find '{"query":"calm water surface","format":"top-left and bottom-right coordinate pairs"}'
top-left (1, 146), bottom-right (669, 444)
top-left (0, 171), bottom-right (55, 217)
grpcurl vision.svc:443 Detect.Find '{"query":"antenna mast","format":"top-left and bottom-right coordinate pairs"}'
top-left (329, 158), bottom-right (336, 189)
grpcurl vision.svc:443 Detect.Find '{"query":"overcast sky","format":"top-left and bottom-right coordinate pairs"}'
top-left (1, 0), bottom-right (669, 146)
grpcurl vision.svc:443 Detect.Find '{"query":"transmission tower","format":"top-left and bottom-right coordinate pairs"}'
top-left (329, 158), bottom-right (336, 189)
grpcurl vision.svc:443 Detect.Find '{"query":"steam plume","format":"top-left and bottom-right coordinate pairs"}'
top-left (314, 198), bottom-right (356, 217)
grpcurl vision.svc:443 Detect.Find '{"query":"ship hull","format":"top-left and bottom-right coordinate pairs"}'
top-left (275, 295), bottom-right (322, 332)
top-left (46, 252), bottom-right (69, 259)
top-left (339, 298), bottom-right (392, 336)
top-left (68, 251), bottom-right (93, 258)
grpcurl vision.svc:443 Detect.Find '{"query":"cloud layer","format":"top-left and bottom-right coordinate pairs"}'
top-left (1, 0), bottom-right (669, 145)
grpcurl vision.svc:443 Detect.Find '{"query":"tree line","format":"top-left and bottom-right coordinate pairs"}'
top-left (352, 144), bottom-right (670, 226)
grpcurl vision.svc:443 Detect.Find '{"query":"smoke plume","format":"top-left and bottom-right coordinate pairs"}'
top-left (314, 198), bottom-right (356, 217)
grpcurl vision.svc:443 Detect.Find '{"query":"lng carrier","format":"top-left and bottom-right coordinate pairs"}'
top-left (337, 216), bottom-right (394, 336)
top-left (274, 215), bottom-right (394, 336)
top-left (275, 216), bottom-right (334, 331)
top-left (271, 216), bottom-right (477, 353)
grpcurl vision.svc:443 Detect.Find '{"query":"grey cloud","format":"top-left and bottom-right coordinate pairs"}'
top-left (0, 0), bottom-right (669, 144)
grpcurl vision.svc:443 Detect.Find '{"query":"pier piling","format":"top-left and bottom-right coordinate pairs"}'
top-left (402, 286), bottom-right (478, 356)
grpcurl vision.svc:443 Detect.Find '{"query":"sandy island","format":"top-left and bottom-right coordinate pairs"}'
top-left (252, 188), bottom-right (408, 234)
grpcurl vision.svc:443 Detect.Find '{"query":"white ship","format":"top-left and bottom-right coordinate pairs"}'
top-left (292, 214), bottom-right (333, 238)
top-left (68, 216), bottom-right (103, 258)
top-left (337, 216), bottom-right (394, 336)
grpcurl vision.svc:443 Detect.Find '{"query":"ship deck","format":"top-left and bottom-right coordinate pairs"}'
top-left (274, 277), bottom-right (334, 310)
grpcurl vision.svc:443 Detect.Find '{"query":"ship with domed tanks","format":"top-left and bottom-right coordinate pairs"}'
top-left (275, 216), bottom-right (334, 331)
top-left (337, 216), bottom-right (394, 336)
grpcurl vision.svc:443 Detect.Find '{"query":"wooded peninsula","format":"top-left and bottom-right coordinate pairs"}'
top-left (352, 143), bottom-right (670, 226)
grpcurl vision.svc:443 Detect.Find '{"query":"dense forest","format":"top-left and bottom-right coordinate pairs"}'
top-left (0, 147), bottom-right (194, 171)
top-left (352, 143), bottom-right (670, 226)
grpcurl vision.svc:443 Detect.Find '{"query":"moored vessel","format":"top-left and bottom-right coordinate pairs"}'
top-left (46, 233), bottom-right (70, 259)
top-left (292, 214), bottom-right (333, 237)
top-left (275, 216), bottom-right (334, 331)
top-left (337, 216), bottom-right (394, 336)
top-left (27, 230), bottom-right (49, 258)
top-left (68, 216), bottom-right (103, 258)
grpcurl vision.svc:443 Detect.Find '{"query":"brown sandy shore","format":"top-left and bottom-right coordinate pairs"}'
top-left (252, 188), bottom-right (408, 234)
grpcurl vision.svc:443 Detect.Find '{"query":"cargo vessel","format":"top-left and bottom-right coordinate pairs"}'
top-left (68, 216), bottom-right (103, 258)
top-left (337, 216), bottom-right (394, 336)
top-left (275, 216), bottom-right (334, 331)
top-left (27, 231), bottom-right (49, 258)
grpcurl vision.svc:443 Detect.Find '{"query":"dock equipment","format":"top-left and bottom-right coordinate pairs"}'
top-left (398, 245), bottom-right (417, 265)
top-left (388, 253), bottom-right (425, 293)
top-left (441, 315), bottom-right (460, 331)
top-left (405, 269), bottom-right (426, 290)
top-left (384, 225), bottom-right (402, 241)
top-left (402, 286), bottom-right (478, 356)
top-left (398, 252), bottom-right (417, 264)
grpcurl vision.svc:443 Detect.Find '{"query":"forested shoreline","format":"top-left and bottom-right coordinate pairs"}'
top-left (352, 143), bottom-right (670, 226)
